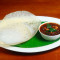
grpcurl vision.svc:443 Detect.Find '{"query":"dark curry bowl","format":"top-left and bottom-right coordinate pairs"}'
top-left (39, 22), bottom-right (60, 41)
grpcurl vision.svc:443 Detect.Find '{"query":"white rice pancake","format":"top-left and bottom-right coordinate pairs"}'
top-left (0, 20), bottom-right (34, 45)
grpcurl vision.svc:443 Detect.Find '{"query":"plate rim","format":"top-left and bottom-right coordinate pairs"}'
top-left (1, 16), bottom-right (60, 53)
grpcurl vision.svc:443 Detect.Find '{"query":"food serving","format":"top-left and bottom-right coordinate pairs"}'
top-left (0, 11), bottom-right (59, 53)
top-left (0, 10), bottom-right (59, 52)
top-left (3, 16), bottom-right (60, 53)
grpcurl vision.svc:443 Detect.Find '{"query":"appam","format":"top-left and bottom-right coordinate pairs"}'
top-left (0, 11), bottom-right (41, 46)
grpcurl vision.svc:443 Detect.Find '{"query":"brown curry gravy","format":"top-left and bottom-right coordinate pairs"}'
top-left (40, 23), bottom-right (60, 36)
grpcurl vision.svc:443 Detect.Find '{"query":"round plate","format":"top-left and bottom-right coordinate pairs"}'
top-left (2, 16), bottom-right (60, 53)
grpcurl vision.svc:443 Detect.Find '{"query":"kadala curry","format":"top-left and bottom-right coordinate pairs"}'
top-left (40, 22), bottom-right (60, 36)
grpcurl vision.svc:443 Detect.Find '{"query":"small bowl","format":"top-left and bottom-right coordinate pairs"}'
top-left (39, 22), bottom-right (60, 41)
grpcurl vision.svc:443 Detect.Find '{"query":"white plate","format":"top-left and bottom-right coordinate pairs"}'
top-left (1, 16), bottom-right (60, 53)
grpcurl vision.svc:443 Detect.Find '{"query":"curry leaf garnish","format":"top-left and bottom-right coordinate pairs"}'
top-left (49, 28), bottom-right (57, 32)
top-left (46, 23), bottom-right (57, 32)
top-left (47, 23), bottom-right (51, 28)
